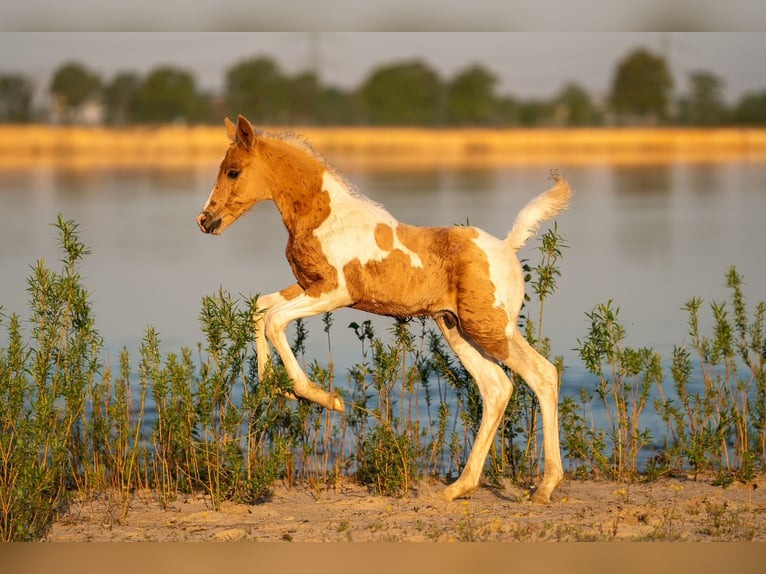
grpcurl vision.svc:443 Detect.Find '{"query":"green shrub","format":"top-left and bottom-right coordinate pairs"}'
top-left (4, 216), bottom-right (765, 541)
top-left (0, 216), bottom-right (102, 540)
top-left (357, 424), bottom-right (415, 497)
top-left (657, 266), bottom-right (765, 482)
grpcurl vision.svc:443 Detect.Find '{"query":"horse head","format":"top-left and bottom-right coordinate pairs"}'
top-left (197, 115), bottom-right (272, 235)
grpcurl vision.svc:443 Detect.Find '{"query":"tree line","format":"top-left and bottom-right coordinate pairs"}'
top-left (2, 47), bottom-right (766, 127)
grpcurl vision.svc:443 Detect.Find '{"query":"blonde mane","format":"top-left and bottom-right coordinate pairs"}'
top-left (263, 130), bottom-right (384, 208)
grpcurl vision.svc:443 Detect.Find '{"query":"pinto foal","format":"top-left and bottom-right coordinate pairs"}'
top-left (197, 115), bottom-right (571, 503)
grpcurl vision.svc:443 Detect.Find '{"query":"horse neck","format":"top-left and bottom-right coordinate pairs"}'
top-left (260, 136), bottom-right (391, 239)
top-left (261, 138), bottom-right (334, 237)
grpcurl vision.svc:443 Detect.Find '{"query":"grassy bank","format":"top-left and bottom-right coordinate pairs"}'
top-left (2, 125), bottom-right (766, 170)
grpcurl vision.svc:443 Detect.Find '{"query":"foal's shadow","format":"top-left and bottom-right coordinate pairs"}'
top-left (411, 478), bottom-right (527, 504)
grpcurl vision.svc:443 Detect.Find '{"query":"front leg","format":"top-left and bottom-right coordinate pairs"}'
top-left (262, 286), bottom-right (349, 412)
top-left (254, 288), bottom-right (301, 381)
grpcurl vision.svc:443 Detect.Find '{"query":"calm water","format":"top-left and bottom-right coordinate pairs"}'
top-left (1, 160), bottom-right (765, 405)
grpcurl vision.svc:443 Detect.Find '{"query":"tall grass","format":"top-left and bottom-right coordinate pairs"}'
top-left (571, 301), bottom-right (662, 480)
top-left (654, 267), bottom-right (766, 485)
top-left (1, 216), bottom-right (102, 540)
top-left (1, 216), bottom-right (765, 540)
top-left (563, 267), bottom-right (766, 483)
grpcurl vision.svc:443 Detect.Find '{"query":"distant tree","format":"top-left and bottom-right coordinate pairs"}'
top-left (49, 62), bottom-right (101, 123)
top-left (360, 60), bottom-right (443, 125)
top-left (516, 99), bottom-right (554, 127)
top-left (733, 91), bottom-right (766, 125)
top-left (225, 56), bottom-right (290, 124)
top-left (445, 64), bottom-right (498, 126)
top-left (133, 66), bottom-right (210, 124)
top-left (554, 82), bottom-right (600, 126)
top-left (494, 95), bottom-right (521, 125)
top-left (102, 71), bottom-right (141, 125)
top-left (187, 91), bottom-right (215, 124)
top-left (316, 86), bottom-right (364, 125)
top-left (0, 73), bottom-right (33, 123)
top-left (288, 71), bottom-right (320, 124)
top-left (678, 71), bottom-right (728, 126)
top-left (610, 48), bottom-right (674, 124)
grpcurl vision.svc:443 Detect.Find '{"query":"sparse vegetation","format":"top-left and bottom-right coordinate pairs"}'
top-left (1, 217), bottom-right (764, 540)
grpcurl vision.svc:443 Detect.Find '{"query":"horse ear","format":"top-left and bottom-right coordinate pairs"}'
top-left (236, 115), bottom-right (256, 151)
top-left (225, 117), bottom-right (237, 142)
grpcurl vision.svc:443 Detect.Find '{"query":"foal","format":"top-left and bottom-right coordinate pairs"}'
top-left (197, 115), bottom-right (572, 503)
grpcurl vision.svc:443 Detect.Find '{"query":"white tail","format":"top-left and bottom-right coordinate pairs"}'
top-left (506, 175), bottom-right (572, 251)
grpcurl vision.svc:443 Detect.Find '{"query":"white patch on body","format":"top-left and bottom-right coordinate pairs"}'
top-left (471, 230), bottom-right (523, 335)
top-left (314, 171), bottom-right (424, 275)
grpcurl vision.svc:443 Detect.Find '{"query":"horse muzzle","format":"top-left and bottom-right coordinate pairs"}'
top-left (197, 211), bottom-right (222, 234)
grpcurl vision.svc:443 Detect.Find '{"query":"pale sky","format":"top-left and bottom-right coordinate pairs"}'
top-left (3, 0), bottom-right (766, 32)
top-left (1, 33), bottom-right (765, 105)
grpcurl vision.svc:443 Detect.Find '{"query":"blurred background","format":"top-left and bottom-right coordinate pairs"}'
top-left (2, 33), bottom-right (766, 127)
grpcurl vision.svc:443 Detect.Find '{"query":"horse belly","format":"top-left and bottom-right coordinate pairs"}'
top-left (343, 250), bottom-right (452, 318)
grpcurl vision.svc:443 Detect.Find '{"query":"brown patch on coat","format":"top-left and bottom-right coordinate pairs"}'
top-left (374, 223), bottom-right (394, 251)
top-left (452, 261), bottom-right (512, 361)
top-left (253, 137), bottom-right (339, 297)
top-left (344, 224), bottom-right (511, 360)
top-left (344, 248), bottom-right (450, 318)
top-left (279, 284), bottom-right (304, 301)
top-left (396, 225), bottom-right (511, 360)
top-left (343, 224), bottom-right (455, 317)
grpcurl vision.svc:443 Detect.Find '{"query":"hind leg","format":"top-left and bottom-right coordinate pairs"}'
top-left (503, 331), bottom-right (564, 504)
top-left (434, 316), bottom-right (514, 502)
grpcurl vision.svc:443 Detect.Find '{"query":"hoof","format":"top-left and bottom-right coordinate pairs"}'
top-left (330, 394), bottom-right (345, 412)
top-left (439, 481), bottom-right (475, 502)
top-left (438, 488), bottom-right (457, 502)
top-left (530, 490), bottom-right (551, 505)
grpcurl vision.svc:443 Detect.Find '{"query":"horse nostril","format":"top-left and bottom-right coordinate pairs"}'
top-left (197, 212), bottom-right (209, 233)
top-left (197, 211), bottom-right (223, 234)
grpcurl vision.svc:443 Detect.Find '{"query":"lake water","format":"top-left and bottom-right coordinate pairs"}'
top-left (1, 159), bottom-right (765, 455)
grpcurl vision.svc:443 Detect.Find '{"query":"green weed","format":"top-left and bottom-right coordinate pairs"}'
top-left (3, 217), bottom-right (766, 540)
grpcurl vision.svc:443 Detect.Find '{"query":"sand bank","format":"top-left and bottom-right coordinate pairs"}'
top-left (2, 125), bottom-right (766, 170)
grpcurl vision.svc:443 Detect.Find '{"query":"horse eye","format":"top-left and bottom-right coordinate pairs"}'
top-left (227, 169), bottom-right (240, 180)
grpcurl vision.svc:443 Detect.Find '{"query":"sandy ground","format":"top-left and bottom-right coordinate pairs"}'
top-left (43, 474), bottom-right (765, 542)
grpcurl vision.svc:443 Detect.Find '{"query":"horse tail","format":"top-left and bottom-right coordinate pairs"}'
top-left (506, 174), bottom-right (572, 251)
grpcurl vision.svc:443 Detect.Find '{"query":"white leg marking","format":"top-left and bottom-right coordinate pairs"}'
top-left (263, 288), bottom-right (352, 411)
top-left (254, 291), bottom-right (291, 380)
top-left (505, 331), bottom-right (564, 504)
top-left (434, 316), bottom-right (514, 502)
